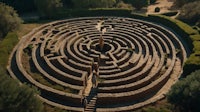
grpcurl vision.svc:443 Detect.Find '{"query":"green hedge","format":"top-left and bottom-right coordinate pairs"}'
top-left (147, 15), bottom-right (198, 51)
top-left (19, 9), bottom-right (200, 76)
top-left (146, 15), bottom-right (200, 76)
top-left (53, 8), bottom-right (132, 19)
top-left (129, 13), bottom-right (148, 20)
top-left (0, 32), bottom-right (18, 69)
top-left (160, 11), bottom-right (178, 17)
top-left (190, 34), bottom-right (200, 41)
top-left (51, 9), bottom-right (200, 76)
top-left (193, 41), bottom-right (200, 51)
top-left (148, 15), bottom-right (198, 35)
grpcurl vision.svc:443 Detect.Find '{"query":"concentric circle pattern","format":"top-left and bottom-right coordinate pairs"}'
top-left (8, 17), bottom-right (187, 112)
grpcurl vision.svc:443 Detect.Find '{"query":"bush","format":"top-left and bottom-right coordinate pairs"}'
top-left (0, 3), bottom-right (22, 38)
top-left (183, 61), bottom-right (200, 76)
top-left (0, 32), bottom-right (18, 69)
top-left (0, 71), bottom-right (44, 112)
top-left (178, 1), bottom-right (200, 25)
top-left (167, 70), bottom-right (200, 112)
top-left (115, 1), bottom-right (133, 9)
top-left (123, 0), bottom-right (149, 10)
top-left (193, 41), bottom-right (200, 51)
top-left (190, 34), bottom-right (200, 41)
top-left (0, 0), bottom-right (36, 14)
top-left (173, 0), bottom-right (199, 8)
top-left (34, 0), bottom-right (63, 19)
top-left (154, 7), bottom-right (160, 12)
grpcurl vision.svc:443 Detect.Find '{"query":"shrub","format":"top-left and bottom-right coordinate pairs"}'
top-left (115, 1), bottom-right (133, 9)
top-left (178, 1), bottom-right (200, 25)
top-left (123, 0), bottom-right (149, 10)
top-left (0, 32), bottom-right (18, 68)
top-left (0, 71), bottom-right (44, 112)
top-left (167, 70), bottom-right (200, 112)
top-left (190, 34), bottom-right (200, 41)
top-left (193, 41), bottom-right (200, 51)
top-left (34, 0), bottom-right (63, 19)
top-left (154, 7), bottom-right (160, 12)
top-left (0, 3), bottom-right (22, 38)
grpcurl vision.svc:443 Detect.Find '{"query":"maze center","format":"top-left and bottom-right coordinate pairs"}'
top-left (7, 17), bottom-right (187, 112)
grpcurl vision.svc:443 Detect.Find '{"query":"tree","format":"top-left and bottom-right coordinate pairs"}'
top-left (61, 0), bottom-right (73, 8)
top-left (167, 70), bottom-right (200, 112)
top-left (34, 0), bottom-right (63, 18)
top-left (178, 1), bottom-right (200, 25)
top-left (123, 0), bottom-right (149, 10)
top-left (116, 1), bottom-right (133, 9)
top-left (0, 2), bottom-right (22, 38)
top-left (173, 0), bottom-right (200, 8)
top-left (0, 70), bottom-right (44, 112)
top-left (0, 0), bottom-right (36, 14)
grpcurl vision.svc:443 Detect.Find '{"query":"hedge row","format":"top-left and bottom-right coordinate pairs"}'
top-left (55, 8), bottom-right (132, 19)
top-left (0, 32), bottom-right (18, 69)
top-left (148, 15), bottom-right (198, 35)
top-left (22, 9), bottom-right (200, 76)
top-left (160, 11), bottom-right (178, 17)
top-left (39, 9), bottom-right (200, 76)
top-left (147, 15), bottom-right (198, 51)
top-left (144, 15), bottom-right (200, 76)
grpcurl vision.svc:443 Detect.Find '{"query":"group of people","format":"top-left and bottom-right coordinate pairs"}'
top-left (81, 62), bottom-right (99, 109)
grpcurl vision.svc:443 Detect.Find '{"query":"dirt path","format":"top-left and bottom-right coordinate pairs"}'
top-left (83, 74), bottom-right (93, 96)
top-left (146, 0), bottom-right (174, 15)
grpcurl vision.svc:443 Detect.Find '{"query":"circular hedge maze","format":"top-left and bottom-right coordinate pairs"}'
top-left (8, 17), bottom-right (187, 112)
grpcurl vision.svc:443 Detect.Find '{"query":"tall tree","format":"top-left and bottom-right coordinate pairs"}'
top-left (61, 0), bottom-right (73, 8)
top-left (173, 0), bottom-right (200, 8)
top-left (0, 2), bottom-right (22, 38)
top-left (34, 0), bottom-right (63, 18)
top-left (167, 70), bottom-right (200, 112)
top-left (178, 1), bottom-right (200, 25)
top-left (0, 0), bottom-right (36, 14)
top-left (0, 70), bottom-right (44, 112)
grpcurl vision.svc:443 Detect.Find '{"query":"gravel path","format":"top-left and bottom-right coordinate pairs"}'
top-left (146, 0), bottom-right (174, 15)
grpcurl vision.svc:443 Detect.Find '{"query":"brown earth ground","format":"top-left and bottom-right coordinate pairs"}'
top-left (146, 0), bottom-right (179, 18)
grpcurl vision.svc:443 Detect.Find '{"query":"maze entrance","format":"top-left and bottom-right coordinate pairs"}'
top-left (7, 17), bottom-right (187, 112)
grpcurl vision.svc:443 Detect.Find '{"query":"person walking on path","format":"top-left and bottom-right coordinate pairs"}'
top-left (81, 95), bottom-right (88, 110)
